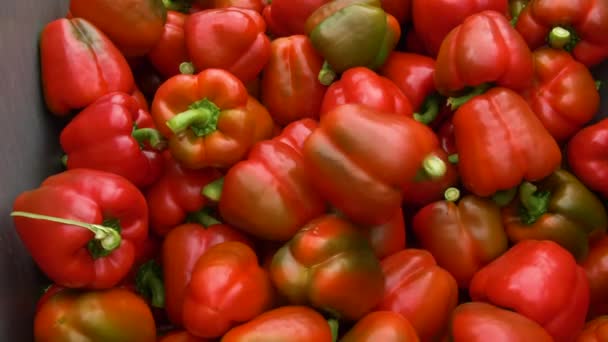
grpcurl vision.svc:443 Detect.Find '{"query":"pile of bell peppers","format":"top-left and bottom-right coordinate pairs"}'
top-left (12, 0), bottom-right (608, 340)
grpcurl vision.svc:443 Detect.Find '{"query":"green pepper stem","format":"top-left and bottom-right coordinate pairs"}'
top-left (188, 210), bottom-right (221, 227)
top-left (448, 83), bottom-right (492, 110)
top-left (318, 61), bottom-right (337, 86)
top-left (202, 178), bottom-right (224, 202)
top-left (132, 128), bottom-right (167, 150)
top-left (518, 182), bottom-right (550, 224)
top-left (10, 211), bottom-right (121, 252)
top-left (136, 261), bottom-right (165, 309)
top-left (61, 154), bottom-right (68, 168)
top-left (596, 81), bottom-right (603, 91)
top-left (162, 0), bottom-right (191, 12)
top-left (444, 187), bottom-right (461, 202)
top-left (492, 188), bottom-right (517, 207)
top-left (423, 154), bottom-right (447, 179)
top-left (549, 27), bottom-right (572, 50)
top-left (413, 94), bottom-right (440, 125)
top-left (509, 0), bottom-right (528, 26)
top-left (328, 319), bottom-right (339, 342)
top-left (179, 62), bottom-right (195, 75)
top-left (165, 99), bottom-right (220, 137)
top-left (448, 154), bottom-right (459, 164)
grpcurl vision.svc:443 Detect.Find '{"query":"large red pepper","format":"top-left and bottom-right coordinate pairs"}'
top-left (577, 316), bottom-right (608, 342)
top-left (469, 240), bottom-right (590, 341)
top-left (341, 311), bottom-right (420, 342)
top-left (40, 18), bottom-right (134, 116)
top-left (581, 236), bottom-right (608, 319)
top-left (412, 0), bottom-right (508, 57)
top-left (319, 67), bottom-right (413, 118)
top-left (514, 0), bottom-right (608, 67)
top-left (262, 0), bottom-right (330, 37)
top-left (60, 92), bottom-right (165, 188)
top-left (148, 11), bottom-right (189, 79)
top-left (151, 68), bottom-right (274, 169)
top-left (261, 35), bottom-right (327, 126)
top-left (567, 118), bottom-right (608, 199)
top-left (182, 241), bottom-right (274, 338)
top-left (434, 11), bottom-right (534, 97)
top-left (520, 47), bottom-right (600, 141)
top-left (453, 87), bottom-right (562, 197)
top-left (11, 169), bottom-right (148, 289)
top-left (184, 8), bottom-right (270, 83)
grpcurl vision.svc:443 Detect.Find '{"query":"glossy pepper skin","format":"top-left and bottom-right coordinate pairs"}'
top-left (577, 316), bottom-right (608, 342)
top-left (581, 236), bottom-right (608, 319)
top-left (40, 18), bottom-right (135, 116)
top-left (303, 103), bottom-right (443, 226)
top-left (162, 221), bottom-right (251, 326)
top-left (470, 240), bottom-right (590, 341)
top-left (340, 311), bottom-right (420, 342)
top-left (448, 302), bottom-right (553, 342)
top-left (151, 68), bottom-right (274, 169)
top-left (363, 209), bottom-right (406, 259)
top-left (270, 215), bottom-right (385, 321)
top-left (12, 169), bottom-right (148, 289)
top-left (221, 306), bottom-right (334, 342)
top-left (502, 169), bottom-right (608, 261)
top-left (305, 0), bottom-right (401, 74)
top-left (60, 92), bottom-right (165, 188)
top-left (319, 67), bottom-right (413, 118)
top-left (453, 87), bottom-right (562, 197)
top-left (567, 118), bottom-right (608, 198)
top-left (148, 11), bottom-right (189, 78)
top-left (158, 331), bottom-right (208, 342)
top-left (261, 35), bottom-right (327, 126)
top-left (70, 0), bottom-right (167, 57)
top-left (434, 10), bottom-right (534, 96)
top-left (34, 288), bottom-right (156, 342)
top-left (182, 241), bottom-right (274, 338)
top-left (521, 47), bottom-right (600, 141)
top-left (515, 0), bottom-right (608, 67)
top-left (215, 119), bottom-right (326, 241)
top-left (413, 194), bottom-right (509, 288)
top-left (184, 8), bottom-right (270, 84)
top-left (377, 249), bottom-right (458, 341)
top-left (412, 0), bottom-right (508, 57)
top-left (263, 0), bottom-right (331, 37)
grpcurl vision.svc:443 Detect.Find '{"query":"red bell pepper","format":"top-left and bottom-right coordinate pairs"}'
top-left (376, 249), bottom-right (459, 341)
top-left (412, 0), bottom-right (508, 57)
top-left (453, 87), bottom-right (562, 197)
top-left (363, 209), bottom-right (406, 259)
top-left (577, 316), bottom-right (608, 342)
top-left (581, 236), bottom-right (608, 319)
top-left (221, 306), bottom-right (335, 342)
top-left (469, 240), bottom-right (590, 341)
top-left (162, 216), bottom-right (251, 326)
top-left (341, 311), bottom-right (420, 342)
top-left (262, 0), bottom-right (330, 37)
top-left (191, 0), bottom-right (265, 13)
top-left (520, 47), bottom-right (600, 141)
top-left (302, 103), bottom-right (446, 226)
top-left (514, 0), bottom-right (608, 67)
top-left (437, 118), bottom-right (457, 156)
top-left (206, 119), bottom-right (326, 241)
top-left (40, 18), bottom-right (135, 116)
top-left (434, 10), bottom-right (534, 97)
top-left (448, 302), bottom-right (554, 341)
top-left (270, 215), bottom-right (385, 321)
top-left (381, 0), bottom-right (411, 24)
top-left (567, 118), bottom-right (608, 199)
top-left (319, 67), bottom-right (414, 118)
top-left (70, 0), bottom-right (167, 57)
top-left (159, 331), bottom-right (208, 342)
top-left (148, 11), bottom-right (189, 78)
top-left (60, 92), bottom-right (166, 188)
top-left (132, 87), bottom-right (150, 112)
top-left (150, 68), bottom-right (274, 169)
top-left (11, 169), bottom-right (148, 289)
top-left (184, 8), bottom-right (270, 83)
top-left (260, 35), bottom-right (328, 126)
top-left (182, 241), bottom-right (274, 338)
top-left (34, 287), bottom-right (157, 342)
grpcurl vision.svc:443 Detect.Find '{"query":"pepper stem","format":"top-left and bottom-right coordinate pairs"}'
top-left (518, 182), bottom-right (551, 224)
top-left (136, 260), bottom-right (165, 308)
top-left (492, 188), bottom-right (517, 207)
top-left (165, 98), bottom-right (221, 137)
top-left (448, 154), bottom-right (459, 164)
top-left (179, 62), bottom-right (195, 75)
top-left (318, 61), bottom-right (337, 86)
top-left (596, 81), bottom-right (602, 91)
top-left (444, 187), bottom-right (461, 202)
top-left (132, 128), bottom-right (167, 150)
top-left (328, 319), bottom-right (339, 342)
top-left (187, 209), bottom-right (222, 227)
top-left (447, 83), bottom-right (492, 110)
top-left (162, 0), bottom-right (191, 12)
top-left (202, 178), bottom-right (224, 202)
top-left (61, 155), bottom-right (68, 168)
top-left (413, 94), bottom-right (440, 125)
top-left (421, 154), bottom-right (447, 180)
top-left (509, 0), bottom-right (528, 26)
top-left (10, 211), bottom-right (121, 252)
top-left (549, 27), bottom-right (572, 49)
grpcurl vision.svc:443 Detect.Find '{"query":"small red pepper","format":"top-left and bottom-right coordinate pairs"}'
top-left (262, 0), bottom-right (331, 37)
top-left (567, 118), bottom-right (608, 199)
top-left (148, 11), bottom-right (189, 79)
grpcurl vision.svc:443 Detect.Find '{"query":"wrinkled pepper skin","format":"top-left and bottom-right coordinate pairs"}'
top-left (182, 241), bottom-right (274, 338)
top-left (34, 288), bottom-right (156, 342)
top-left (184, 8), bottom-right (270, 83)
top-left (70, 0), bottom-right (166, 57)
top-left (270, 215), bottom-right (385, 321)
top-left (158, 331), bottom-right (209, 342)
top-left (363, 209), bottom-right (406, 259)
top-left (515, 0), bottom-right (608, 67)
top-left (148, 11), bottom-right (189, 78)
top-left (261, 35), bottom-right (328, 126)
top-left (303, 103), bottom-right (442, 226)
top-left (221, 306), bottom-right (334, 342)
top-left (401, 149), bottom-right (459, 207)
top-left (263, 0), bottom-right (331, 37)
top-left (412, 0), bottom-right (508, 57)
top-left (453, 87), bottom-right (562, 197)
top-left (470, 240), bottom-right (590, 341)
top-left (151, 68), bottom-right (274, 169)
top-left (434, 10), bottom-right (534, 96)
top-left (162, 222), bottom-right (251, 326)
top-left (376, 249), bottom-right (459, 341)
top-left (581, 236), bottom-right (608, 319)
top-left (60, 92), bottom-right (165, 188)
top-left (12, 169), bottom-right (148, 289)
top-left (577, 316), bottom-right (608, 342)
top-left (319, 67), bottom-right (413, 118)
top-left (40, 18), bottom-right (135, 116)
top-left (413, 195), bottom-right (509, 288)
top-left (340, 311), bottom-right (420, 342)
top-left (502, 169), bottom-right (608, 261)
top-left (567, 118), bottom-right (608, 199)
top-left (520, 47), bottom-right (600, 141)
top-left (305, 0), bottom-right (401, 74)
top-left (448, 302), bottom-right (554, 342)
top-left (218, 119), bottom-right (326, 241)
